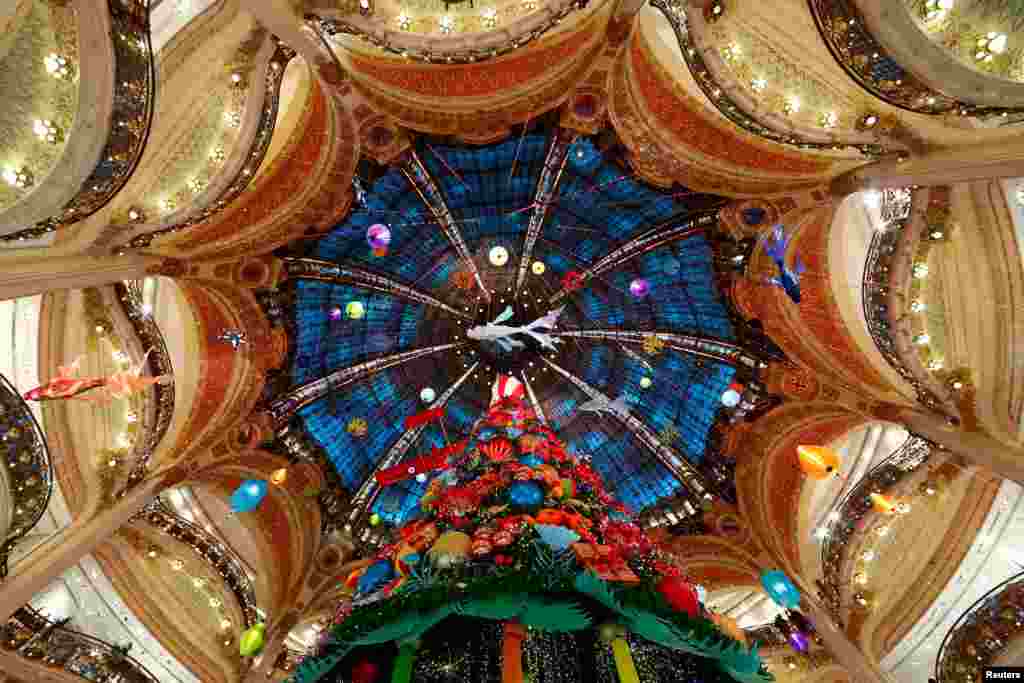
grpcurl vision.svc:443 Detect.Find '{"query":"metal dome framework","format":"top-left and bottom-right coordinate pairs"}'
top-left (275, 120), bottom-right (765, 532)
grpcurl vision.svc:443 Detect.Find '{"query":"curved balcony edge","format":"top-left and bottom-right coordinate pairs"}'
top-left (1, 0), bottom-right (156, 245)
top-left (656, 0), bottom-right (898, 159)
top-left (808, 0), bottom-right (1024, 118)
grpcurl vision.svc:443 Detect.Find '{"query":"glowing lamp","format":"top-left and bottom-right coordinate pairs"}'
top-left (366, 224), bottom-right (391, 249)
top-left (796, 445), bottom-right (841, 480)
top-left (721, 389), bottom-right (742, 408)
top-left (420, 387), bottom-right (436, 403)
top-left (640, 377), bottom-right (653, 389)
top-left (629, 278), bottom-right (650, 298)
top-left (531, 261), bottom-right (546, 275)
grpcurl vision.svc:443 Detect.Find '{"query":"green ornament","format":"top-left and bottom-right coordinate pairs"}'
top-left (370, 513), bottom-right (381, 526)
top-left (239, 623), bottom-right (266, 657)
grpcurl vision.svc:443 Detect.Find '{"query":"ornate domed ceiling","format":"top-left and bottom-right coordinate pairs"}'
top-left (278, 120), bottom-right (751, 528)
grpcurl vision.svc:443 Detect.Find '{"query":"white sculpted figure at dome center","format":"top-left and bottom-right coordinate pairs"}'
top-left (466, 305), bottom-right (564, 352)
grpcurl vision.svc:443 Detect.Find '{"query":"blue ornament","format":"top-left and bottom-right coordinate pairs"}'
top-left (508, 480), bottom-right (545, 510)
top-left (477, 428), bottom-right (497, 442)
top-left (519, 454), bottom-right (544, 468)
top-left (230, 479), bottom-right (268, 513)
top-left (742, 207), bottom-right (767, 226)
top-left (535, 524), bottom-right (580, 551)
top-left (505, 427), bottom-right (524, 439)
top-left (357, 560), bottom-right (395, 595)
top-left (761, 570), bottom-right (801, 609)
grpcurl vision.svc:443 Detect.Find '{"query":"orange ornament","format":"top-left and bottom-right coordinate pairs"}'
top-left (870, 493), bottom-right (897, 514)
top-left (796, 445), bottom-right (841, 480)
top-left (270, 468), bottom-right (288, 486)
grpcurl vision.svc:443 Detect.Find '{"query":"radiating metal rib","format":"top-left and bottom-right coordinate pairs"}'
top-left (542, 358), bottom-right (708, 499)
top-left (268, 343), bottom-right (465, 423)
top-left (284, 257), bottom-right (472, 320)
top-left (548, 213), bottom-right (716, 305)
top-left (348, 362), bottom-right (479, 521)
top-left (556, 329), bottom-right (759, 369)
top-left (515, 129), bottom-right (576, 293)
top-left (399, 149), bottom-right (491, 300)
top-left (521, 374), bottom-right (548, 425)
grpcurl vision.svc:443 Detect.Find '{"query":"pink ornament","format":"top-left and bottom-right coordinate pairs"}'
top-left (629, 278), bottom-right (650, 298)
top-left (366, 224), bottom-right (391, 249)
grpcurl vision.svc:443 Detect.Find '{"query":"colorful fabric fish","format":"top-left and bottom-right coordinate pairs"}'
top-left (23, 351), bottom-right (170, 402)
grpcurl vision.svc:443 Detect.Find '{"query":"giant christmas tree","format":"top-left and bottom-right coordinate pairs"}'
top-left (292, 376), bottom-right (771, 683)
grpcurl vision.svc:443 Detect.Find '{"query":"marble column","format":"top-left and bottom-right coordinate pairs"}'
top-left (831, 136), bottom-right (1024, 195)
top-left (0, 254), bottom-right (160, 301)
top-left (0, 476), bottom-right (163, 624)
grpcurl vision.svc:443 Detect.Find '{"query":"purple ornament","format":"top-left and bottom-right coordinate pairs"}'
top-left (328, 305), bottom-right (343, 321)
top-left (629, 278), bottom-right (650, 299)
top-left (367, 224), bottom-right (391, 249)
top-left (788, 631), bottom-right (810, 653)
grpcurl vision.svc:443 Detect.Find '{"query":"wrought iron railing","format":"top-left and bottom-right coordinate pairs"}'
top-left (649, 0), bottom-right (885, 158)
top-left (2, 0), bottom-right (156, 243)
top-left (0, 374), bottom-right (55, 579)
top-left (934, 570), bottom-right (1024, 682)
top-left (113, 281), bottom-right (174, 490)
top-left (817, 434), bottom-right (933, 620)
top-left (138, 499), bottom-right (259, 628)
top-left (1, 605), bottom-right (161, 682)
top-left (860, 188), bottom-right (947, 410)
top-left (312, 0), bottom-right (589, 65)
top-left (808, 0), bottom-right (1024, 118)
top-left (121, 42), bottom-right (297, 251)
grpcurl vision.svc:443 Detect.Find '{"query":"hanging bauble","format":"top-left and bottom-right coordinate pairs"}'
top-left (239, 623), bottom-right (266, 657)
top-left (270, 468), bottom-right (288, 486)
top-left (347, 418), bottom-right (369, 438)
top-left (639, 377), bottom-right (652, 389)
top-left (531, 261), bottom-right (546, 275)
top-left (352, 659), bottom-right (381, 683)
top-left (721, 388), bottom-right (742, 408)
top-left (489, 246), bottom-right (509, 267)
top-left (629, 278), bottom-right (650, 299)
top-left (870, 492), bottom-right (897, 514)
top-left (788, 630), bottom-right (810, 653)
top-left (328, 305), bottom-right (343, 321)
top-left (508, 480), bottom-right (545, 511)
top-left (427, 531), bottom-right (472, 568)
top-left (657, 576), bottom-right (701, 617)
top-left (535, 524), bottom-right (580, 551)
top-left (366, 224), bottom-right (392, 249)
top-left (346, 301), bottom-right (366, 320)
top-left (420, 387), bottom-right (436, 404)
top-left (415, 473), bottom-right (428, 483)
top-left (230, 479), bottom-right (268, 513)
top-left (357, 560), bottom-right (394, 595)
top-left (519, 453), bottom-right (544, 468)
top-left (761, 570), bottom-right (801, 609)
top-left (562, 271), bottom-right (584, 292)
top-left (797, 445), bottom-right (841, 480)
top-left (369, 513), bottom-right (382, 526)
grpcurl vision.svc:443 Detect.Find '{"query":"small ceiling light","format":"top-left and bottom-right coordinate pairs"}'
top-left (910, 300), bottom-right (926, 313)
top-left (225, 111), bottom-right (241, 127)
top-left (531, 260), bottom-right (546, 275)
top-left (861, 550), bottom-right (875, 562)
top-left (397, 14), bottom-right (411, 30)
top-left (914, 333), bottom-right (930, 346)
top-left (783, 96), bottom-right (801, 114)
top-left (750, 77), bottom-right (767, 92)
top-left (439, 15), bottom-right (454, 33)
top-left (489, 245), bottom-right (509, 266)
top-left (928, 358), bottom-right (944, 371)
top-left (820, 111), bottom-right (838, 129)
top-left (33, 119), bottom-right (62, 144)
top-left (159, 198), bottom-right (175, 213)
top-left (3, 167), bottom-right (33, 189)
top-left (913, 263), bottom-right (929, 279)
top-left (231, 72), bottom-right (242, 84)
top-left (170, 559), bottom-right (184, 571)
top-left (482, 7), bottom-right (498, 28)
top-left (44, 53), bottom-right (73, 79)
top-left (876, 525), bottom-right (890, 537)
top-left (210, 147), bottom-right (225, 163)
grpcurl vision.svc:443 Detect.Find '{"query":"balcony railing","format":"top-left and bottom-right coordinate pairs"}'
top-left (934, 569), bottom-right (1024, 683)
top-left (0, 373), bottom-right (54, 579)
top-left (139, 499), bottom-right (259, 629)
top-left (861, 187), bottom-right (950, 410)
top-left (649, 0), bottom-right (887, 158)
top-left (113, 281), bottom-right (174, 490)
top-left (120, 42), bottom-right (297, 252)
top-left (1, 606), bottom-right (161, 682)
top-left (2, 1), bottom-right (155, 243)
top-left (808, 0), bottom-right (1024, 118)
top-left (817, 434), bottom-right (933, 621)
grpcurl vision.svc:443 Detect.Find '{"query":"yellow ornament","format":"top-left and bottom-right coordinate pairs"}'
top-left (270, 468), bottom-right (288, 486)
top-left (347, 418), bottom-right (369, 438)
top-left (427, 531), bottom-right (472, 569)
top-left (642, 335), bottom-right (665, 355)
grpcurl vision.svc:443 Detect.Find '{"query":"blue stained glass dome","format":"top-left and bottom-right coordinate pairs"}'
top-left (284, 122), bottom-right (742, 525)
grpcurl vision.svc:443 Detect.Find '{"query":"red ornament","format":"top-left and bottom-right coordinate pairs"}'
top-left (657, 576), bottom-right (701, 617)
top-left (352, 659), bottom-right (380, 683)
top-left (492, 529), bottom-right (514, 547)
top-left (562, 270), bottom-right (584, 292)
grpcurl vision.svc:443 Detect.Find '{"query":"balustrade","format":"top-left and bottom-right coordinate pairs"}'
top-left (1, 606), bottom-right (161, 682)
top-left (817, 434), bottom-right (933, 621)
